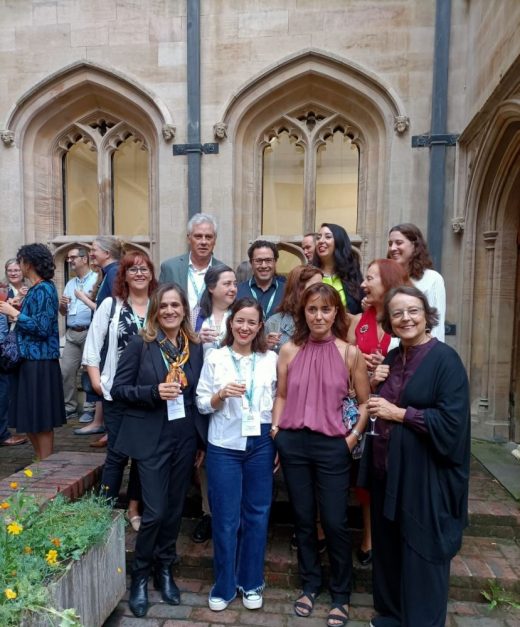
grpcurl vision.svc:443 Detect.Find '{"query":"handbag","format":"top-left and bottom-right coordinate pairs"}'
top-left (0, 329), bottom-right (21, 373)
top-left (342, 344), bottom-right (365, 460)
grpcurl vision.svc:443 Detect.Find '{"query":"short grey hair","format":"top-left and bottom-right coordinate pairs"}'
top-left (94, 236), bottom-right (125, 261)
top-left (187, 213), bottom-right (218, 236)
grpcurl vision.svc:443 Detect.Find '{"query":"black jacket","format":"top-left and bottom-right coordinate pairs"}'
top-left (111, 335), bottom-right (207, 460)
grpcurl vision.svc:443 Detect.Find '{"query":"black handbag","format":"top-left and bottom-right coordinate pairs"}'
top-left (0, 329), bottom-right (22, 373)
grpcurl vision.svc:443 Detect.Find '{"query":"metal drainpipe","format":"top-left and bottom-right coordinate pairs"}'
top-left (187, 0), bottom-right (201, 217)
top-left (427, 0), bottom-right (452, 271)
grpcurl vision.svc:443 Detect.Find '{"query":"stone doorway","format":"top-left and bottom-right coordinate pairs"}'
top-left (510, 229), bottom-right (520, 442)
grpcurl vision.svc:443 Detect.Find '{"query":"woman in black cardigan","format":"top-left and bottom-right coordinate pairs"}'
top-left (362, 286), bottom-right (470, 627)
top-left (111, 283), bottom-right (206, 618)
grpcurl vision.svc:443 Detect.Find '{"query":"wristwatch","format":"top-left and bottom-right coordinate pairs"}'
top-left (351, 428), bottom-right (363, 442)
top-left (270, 425), bottom-right (279, 435)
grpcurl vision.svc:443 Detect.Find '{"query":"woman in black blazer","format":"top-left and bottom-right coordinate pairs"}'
top-left (111, 282), bottom-right (206, 618)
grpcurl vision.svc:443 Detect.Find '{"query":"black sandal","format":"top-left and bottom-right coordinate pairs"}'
top-left (327, 603), bottom-right (349, 626)
top-left (293, 591), bottom-right (317, 617)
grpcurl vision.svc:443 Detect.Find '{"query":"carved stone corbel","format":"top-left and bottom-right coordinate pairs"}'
top-left (0, 130), bottom-right (15, 146)
top-left (393, 115), bottom-right (410, 135)
top-left (451, 217), bottom-right (465, 233)
top-left (213, 122), bottom-right (228, 141)
top-left (162, 124), bottom-right (176, 142)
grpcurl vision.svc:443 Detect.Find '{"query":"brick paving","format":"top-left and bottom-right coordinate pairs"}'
top-left (1, 420), bottom-right (520, 626)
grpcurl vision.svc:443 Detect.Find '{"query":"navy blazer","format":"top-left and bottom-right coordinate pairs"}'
top-left (111, 335), bottom-right (207, 460)
top-left (158, 254), bottom-right (224, 293)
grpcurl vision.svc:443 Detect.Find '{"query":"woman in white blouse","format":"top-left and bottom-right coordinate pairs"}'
top-left (196, 297), bottom-right (277, 613)
top-left (387, 223), bottom-right (446, 341)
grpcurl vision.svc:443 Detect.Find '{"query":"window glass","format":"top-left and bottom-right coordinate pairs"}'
top-left (316, 130), bottom-right (359, 233)
top-left (113, 138), bottom-right (149, 236)
top-left (64, 142), bottom-right (98, 235)
top-left (262, 131), bottom-right (304, 236)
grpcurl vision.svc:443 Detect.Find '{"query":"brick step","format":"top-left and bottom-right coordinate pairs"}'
top-left (104, 576), bottom-right (520, 626)
top-left (123, 519), bottom-right (520, 604)
top-left (467, 499), bottom-right (520, 539)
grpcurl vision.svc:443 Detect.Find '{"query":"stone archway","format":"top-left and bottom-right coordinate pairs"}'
top-left (218, 49), bottom-right (409, 268)
top-left (459, 103), bottom-right (520, 441)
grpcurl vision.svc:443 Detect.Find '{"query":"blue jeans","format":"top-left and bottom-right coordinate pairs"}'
top-left (0, 374), bottom-right (11, 441)
top-left (206, 423), bottom-right (275, 601)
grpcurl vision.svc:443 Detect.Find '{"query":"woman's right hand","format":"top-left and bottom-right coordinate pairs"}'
top-left (199, 327), bottom-right (219, 343)
top-left (158, 381), bottom-right (182, 400)
top-left (219, 382), bottom-right (246, 399)
top-left (372, 364), bottom-right (390, 386)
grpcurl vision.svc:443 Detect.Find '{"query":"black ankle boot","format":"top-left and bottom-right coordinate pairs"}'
top-left (153, 564), bottom-right (180, 605)
top-left (129, 574), bottom-right (149, 617)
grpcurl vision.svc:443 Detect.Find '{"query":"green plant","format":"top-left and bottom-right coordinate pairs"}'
top-left (481, 579), bottom-right (520, 610)
top-left (0, 482), bottom-right (114, 627)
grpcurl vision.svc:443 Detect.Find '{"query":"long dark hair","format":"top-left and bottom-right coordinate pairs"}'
top-left (142, 283), bottom-right (199, 344)
top-left (221, 297), bottom-right (268, 353)
top-left (388, 223), bottom-right (433, 280)
top-left (292, 283), bottom-right (350, 346)
top-left (198, 264), bottom-right (235, 319)
top-left (313, 223), bottom-right (363, 301)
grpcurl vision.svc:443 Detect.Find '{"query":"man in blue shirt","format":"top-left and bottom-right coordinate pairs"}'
top-left (236, 240), bottom-right (286, 321)
top-left (59, 247), bottom-right (98, 422)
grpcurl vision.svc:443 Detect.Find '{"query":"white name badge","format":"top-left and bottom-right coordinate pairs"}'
top-left (241, 410), bottom-right (261, 437)
top-left (167, 394), bottom-right (185, 421)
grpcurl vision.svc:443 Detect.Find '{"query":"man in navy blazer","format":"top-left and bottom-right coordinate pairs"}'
top-left (159, 213), bottom-right (223, 317)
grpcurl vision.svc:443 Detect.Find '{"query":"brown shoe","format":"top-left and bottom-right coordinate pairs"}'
top-left (0, 435), bottom-right (28, 447)
top-left (89, 434), bottom-right (108, 448)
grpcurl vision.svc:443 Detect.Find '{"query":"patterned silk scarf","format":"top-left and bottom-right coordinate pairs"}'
top-left (157, 328), bottom-right (190, 387)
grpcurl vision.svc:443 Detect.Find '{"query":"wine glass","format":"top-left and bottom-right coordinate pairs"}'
top-left (269, 318), bottom-right (281, 350)
top-left (367, 393), bottom-right (380, 436)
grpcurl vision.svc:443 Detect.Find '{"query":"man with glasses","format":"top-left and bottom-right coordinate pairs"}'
top-left (59, 247), bottom-right (98, 422)
top-left (159, 213), bottom-right (223, 324)
top-left (237, 240), bottom-right (286, 320)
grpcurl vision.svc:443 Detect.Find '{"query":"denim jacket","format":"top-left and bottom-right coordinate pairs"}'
top-left (16, 281), bottom-right (60, 360)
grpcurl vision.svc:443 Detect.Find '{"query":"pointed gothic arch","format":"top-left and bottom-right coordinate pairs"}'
top-left (218, 49), bottom-right (408, 267)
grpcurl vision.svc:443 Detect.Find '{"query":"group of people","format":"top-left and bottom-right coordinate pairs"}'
top-left (0, 213), bottom-right (470, 627)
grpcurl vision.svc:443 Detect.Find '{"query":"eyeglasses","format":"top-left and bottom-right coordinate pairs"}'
top-left (6, 269), bottom-right (21, 274)
top-left (390, 307), bottom-right (424, 320)
top-left (127, 266), bottom-right (150, 275)
top-left (251, 257), bottom-right (275, 266)
top-left (66, 255), bottom-right (82, 261)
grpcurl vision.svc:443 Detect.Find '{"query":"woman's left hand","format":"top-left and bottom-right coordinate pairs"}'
top-left (0, 301), bottom-right (19, 318)
top-left (345, 433), bottom-right (358, 452)
top-left (194, 449), bottom-right (205, 468)
top-left (366, 396), bottom-right (406, 423)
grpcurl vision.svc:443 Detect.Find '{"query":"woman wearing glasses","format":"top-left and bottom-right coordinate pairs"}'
top-left (362, 286), bottom-right (470, 627)
top-left (82, 251), bottom-right (158, 530)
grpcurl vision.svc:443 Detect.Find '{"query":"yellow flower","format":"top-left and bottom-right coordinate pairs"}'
top-left (117, 567), bottom-right (122, 573)
top-left (45, 549), bottom-right (58, 565)
top-left (7, 521), bottom-right (23, 535)
top-left (0, 502), bottom-right (10, 509)
top-left (23, 546), bottom-right (32, 554)
top-left (4, 588), bottom-right (16, 600)
top-left (51, 537), bottom-right (61, 547)
top-left (9, 482), bottom-right (18, 490)
top-left (23, 469), bottom-right (33, 478)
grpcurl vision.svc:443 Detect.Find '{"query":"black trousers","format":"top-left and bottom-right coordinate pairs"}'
top-left (101, 399), bottom-right (141, 502)
top-left (276, 429), bottom-right (353, 604)
top-left (132, 415), bottom-right (197, 576)
top-left (371, 475), bottom-right (451, 627)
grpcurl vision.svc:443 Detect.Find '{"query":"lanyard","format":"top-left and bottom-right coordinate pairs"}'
top-left (188, 266), bottom-right (205, 304)
top-left (128, 300), bottom-right (149, 330)
top-left (227, 347), bottom-right (256, 411)
top-left (248, 278), bottom-right (278, 318)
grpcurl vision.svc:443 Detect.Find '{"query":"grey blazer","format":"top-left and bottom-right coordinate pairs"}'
top-left (159, 254), bottom-right (224, 293)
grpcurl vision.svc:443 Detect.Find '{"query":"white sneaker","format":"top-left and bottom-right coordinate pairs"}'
top-left (208, 596), bottom-right (229, 611)
top-left (242, 589), bottom-right (263, 610)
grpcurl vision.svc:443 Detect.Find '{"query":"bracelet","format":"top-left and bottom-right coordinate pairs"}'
top-left (351, 428), bottom-right (363, 441)
top-left (217, 389), bottom-right (225, 401)
top-left (270, 425), bottom-right (279, 434)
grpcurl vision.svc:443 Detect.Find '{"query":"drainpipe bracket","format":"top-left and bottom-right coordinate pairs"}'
top-left (172, 143), bottom-right (219, 156)
top-left (411, 133), bottom-right (459, 148)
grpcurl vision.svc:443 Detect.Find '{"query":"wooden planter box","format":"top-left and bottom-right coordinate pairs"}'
top-left (21, 512), bottom-right (126, 627)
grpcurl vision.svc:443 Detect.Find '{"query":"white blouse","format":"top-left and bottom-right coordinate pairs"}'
top-left (196, 347), bottom-right (277, 451)
top-left (413, 268), bottom-right (446, 342)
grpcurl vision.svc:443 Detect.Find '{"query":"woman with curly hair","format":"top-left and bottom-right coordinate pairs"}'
top-left (0, 243), bottom-right (65, 459)
top-left (387, 223), bottom-right (446, 341)
top-left (313, 223), bottom-right (363, 314)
